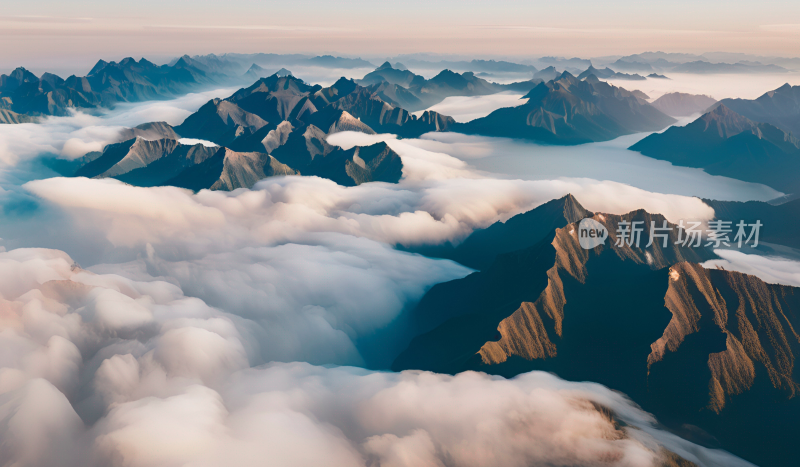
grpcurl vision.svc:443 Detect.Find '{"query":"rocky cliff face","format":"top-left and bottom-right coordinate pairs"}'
top-left (393, 195), bottom-right (800, 466)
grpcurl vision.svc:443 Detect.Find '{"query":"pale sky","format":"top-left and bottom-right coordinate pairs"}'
top-left (3, 0), bottom-right (800, 75)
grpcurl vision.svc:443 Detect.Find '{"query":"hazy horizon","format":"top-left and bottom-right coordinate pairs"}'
top-left (3, 0), bottom-right (800, 76)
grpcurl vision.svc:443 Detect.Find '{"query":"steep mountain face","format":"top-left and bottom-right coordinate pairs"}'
top-left (270, 124), bottom-right (336, 170)
top-left (300, 141), bottom-right (403, 186)
top-left (163, 147), bottom-right (296, 191)
top-left (719, 83), bottom-right (800, 136)
top-left (227, 74), bottom-right (320, 123)
top-left (392, 195), bottom-right (800, 467)
top-left (71, 137), bottom-right (217, 183)
top-left (174, 98), bottom-right (270, 147)
top-left (268, 125), bottom-right (402, 186)
top-left (0, 109), bottom-right (36, 124)
top-left (458, 72), bottom-right (675, 144)
top-left (0, 58), bottom-right (222, 120)
top-left (629, 104), bottom-right (800, 193)
top-left (650, 92), bottom-right (717, 116)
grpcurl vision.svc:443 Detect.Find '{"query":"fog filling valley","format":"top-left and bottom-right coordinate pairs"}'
top-left (3, 68), bottom-right (797, 467)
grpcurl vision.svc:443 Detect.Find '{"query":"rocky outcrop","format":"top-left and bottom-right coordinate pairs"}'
top-left (210, 149), bottom-right (297, 190)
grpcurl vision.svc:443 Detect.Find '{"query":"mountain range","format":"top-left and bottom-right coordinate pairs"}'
top-left (0, 57), bottom-right (227, 120)
top-left (577, 65), bottom-right (646, 80)
top-left (358, 62), bottom-right (542, 111)
top-left (177, 53), bottom-right (377, 76)
top-left (391, 194), bottom-right (800, 467)
top-left (456, 72), bottom-right (675, 144)
top-left (718, 83), bottom-right (800, 136)
top-left (629, 104), bottom-right (800, 193)
top-left (610, 52), bottom-right (793, 73)
top-left (57, 72), bottom-right (430, 189)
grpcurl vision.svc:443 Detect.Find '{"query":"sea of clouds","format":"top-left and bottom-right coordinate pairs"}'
top-left (0, 248), bottom-right (755, 467)
top-left (0, 80), bottom-right (784, 466)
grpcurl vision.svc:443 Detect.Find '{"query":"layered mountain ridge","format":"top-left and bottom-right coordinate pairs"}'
top-left (457, 72), bottom-right (675, 144)
top-left (0, 58), bottom-right (224, 119)
top-left (391, 194), bottom-right (800, 467)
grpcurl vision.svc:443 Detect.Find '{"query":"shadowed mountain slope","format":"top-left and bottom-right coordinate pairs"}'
top-left (630, 104), bottom-right (800, 193)
top-left (457, 72), bottom-right (675, 144)
top-left (718, 83), bottom-right (800, 136)
top-left (392, 195), bottom-right (800, 466)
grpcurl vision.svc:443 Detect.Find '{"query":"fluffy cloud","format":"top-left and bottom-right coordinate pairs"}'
top-left (0, 247), bottom-right (753, 467)
top-left (410, 91), bottom-right (528, 123)
top-left (0, 87), bottom-right (236, 166)
top-left (703, 249), bottom-right (800, 287)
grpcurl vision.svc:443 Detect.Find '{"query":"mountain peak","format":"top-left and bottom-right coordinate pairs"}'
top-left (560, 193), bottom-right (590, 223)
top-left (10, 67), bottom-right (37, 80)
top-left (246, 63), bottom-right (265, 73)
top-left (89, 59), bottom-right (109, 75)
top-left (697, 104), bottom-right (757, 138)
top-left (377, 61), bottom-right (393, 71)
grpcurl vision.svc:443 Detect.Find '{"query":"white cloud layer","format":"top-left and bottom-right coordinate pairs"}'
top-left (411, 92), bottom-right (528, 123)
top-left (0, 247), bottom-right (754, 467)
top-left (0, 87), bottom-right (784, 467)
top-left (703, 249), bottom-right (800, 287)
top-left (0, 87), bottom-right (236, 165)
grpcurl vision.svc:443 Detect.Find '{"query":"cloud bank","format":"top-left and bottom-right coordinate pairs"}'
top-left (0, 247), bottom-right (754, 467)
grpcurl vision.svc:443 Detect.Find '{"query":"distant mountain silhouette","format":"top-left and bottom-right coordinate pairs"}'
top-left (672, 61), bottom-right (788, 74)
top-left (456, 72), bottom-right (675, 144)
top-left (650, 92), bottom-right (717, 116)
top-left (358, 63), bottom-right (542, 111)
top-left (578, 66), bottom-right (646, 81)
top-left (630, 104), bottom-right (800, 193)
top-left (0, 58), bottom-right (224, 120)
top-left (533, 66), bottom-right (561, 81)
top-left (718, 83), bottom-right (800, 136)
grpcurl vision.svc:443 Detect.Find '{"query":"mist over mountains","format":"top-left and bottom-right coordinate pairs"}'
top-left (3, 43), bottom-right (800, 467)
